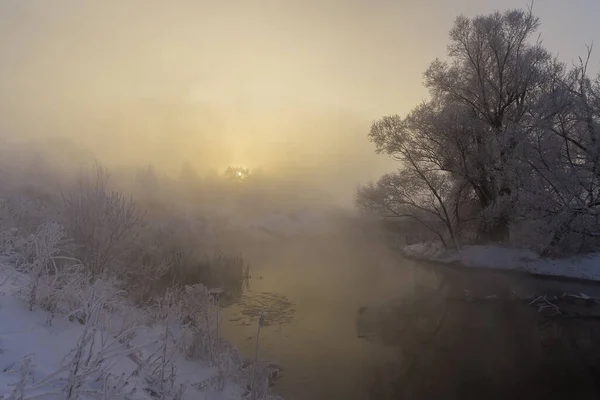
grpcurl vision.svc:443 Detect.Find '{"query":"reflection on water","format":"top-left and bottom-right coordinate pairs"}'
top-left (221, 233), bottom-right (600, 399)
top-left (220, 235), bottom-right (425, 400)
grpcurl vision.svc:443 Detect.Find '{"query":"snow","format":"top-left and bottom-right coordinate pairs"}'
top-left (0, 266), bottom-right (247, 400)
top-left (401, 242), bottom-right (600, 281)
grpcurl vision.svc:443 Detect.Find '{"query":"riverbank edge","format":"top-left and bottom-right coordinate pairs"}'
top-left (398, 242), bottom-right (600, 286)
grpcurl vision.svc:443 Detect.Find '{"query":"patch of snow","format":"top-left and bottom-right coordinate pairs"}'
top-left (528, 254), bottom-right (600, 281)
top-left (401, 242), bottom-right (600, 281)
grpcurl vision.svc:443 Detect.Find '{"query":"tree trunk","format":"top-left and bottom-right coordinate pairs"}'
top-left (489, 214), bottom-right (510, 243)
top-left (478, 213), bottom-right (510, 243)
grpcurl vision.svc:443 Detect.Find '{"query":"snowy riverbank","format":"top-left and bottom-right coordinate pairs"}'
top-left (0, 260), bottom-right (277, 400)
top-left (401, 242), bottom-right (600, 282)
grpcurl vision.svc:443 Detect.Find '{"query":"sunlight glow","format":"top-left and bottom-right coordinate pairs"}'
top-left (0, 1), bottom-right (595, 205)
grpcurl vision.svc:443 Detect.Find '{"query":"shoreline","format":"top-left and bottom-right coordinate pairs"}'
top-left (397, 242), bottom-right (600, 286)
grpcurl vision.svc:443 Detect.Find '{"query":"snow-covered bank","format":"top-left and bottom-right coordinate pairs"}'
top-left (0, 263), bottom-right (258, 400)
top-left (401, 242), bottom-right (600, 282)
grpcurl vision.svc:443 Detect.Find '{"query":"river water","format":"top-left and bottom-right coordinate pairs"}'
top-left (220, 233), bottom-right (436, 400)
top-left (220, 231), bottom-right (600, 399)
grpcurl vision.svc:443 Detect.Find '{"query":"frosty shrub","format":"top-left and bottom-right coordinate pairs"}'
top-left (124, 214), bottom-right (249, 304)
top-left (143, 287), bottom-right (189, 399)
top-left (157, 250), bottom-right (249, 303)
top-left (148, 284), bottom-right (219, 363)
top-left (61, 163), bottom-right (142, 281)
top-left (0, 193), bottom-right (57, 237)
top-left (9, 221), bottom-right (71, 312)
top-left (121, 218), bottom-right (189, 304)
top-left (179, 284), bottom-right (219, 362)
top-left (3, 220), bottom-right (125, 325)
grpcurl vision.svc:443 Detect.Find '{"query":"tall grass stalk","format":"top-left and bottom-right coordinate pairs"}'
top-left (250, 311), bottom-right (265, 400)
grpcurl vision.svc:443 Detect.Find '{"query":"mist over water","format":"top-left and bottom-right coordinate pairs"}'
top-left (220, 228), bottom-right (421, 400)
top-left (1, 1), bottom-right (600, 399)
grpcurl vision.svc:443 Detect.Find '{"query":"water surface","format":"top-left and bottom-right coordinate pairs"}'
top-left (221, 234), bottom-right (427, 400)
top-left (221, 232), bottom-right (600, 399)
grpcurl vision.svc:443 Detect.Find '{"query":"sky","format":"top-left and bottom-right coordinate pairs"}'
top-left (0, 0), bottom-right (598, 203)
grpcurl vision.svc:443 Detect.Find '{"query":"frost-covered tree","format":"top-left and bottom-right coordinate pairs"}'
top-left (356, 134), bottom-right (466, 249)
top-left (360, 7), bottom-right (568, 246)
top-left (523, 46), bottom-right (600, 254)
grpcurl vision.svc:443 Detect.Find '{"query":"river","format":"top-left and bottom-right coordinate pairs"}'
top-left (220, 229), bottom-right (600, 399)
top-left (219, 232), bottom-right (415, 399)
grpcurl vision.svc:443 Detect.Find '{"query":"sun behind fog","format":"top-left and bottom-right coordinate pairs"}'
top-left (224, 165), bottom-right (251, 182)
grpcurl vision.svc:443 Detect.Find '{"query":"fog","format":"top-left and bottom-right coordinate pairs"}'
top-left (1, 2), bottom-right (600, 399)
top-left (1, 0), bottom-right (596, 206)
top-left (0, 0), bottom-right (406, 206)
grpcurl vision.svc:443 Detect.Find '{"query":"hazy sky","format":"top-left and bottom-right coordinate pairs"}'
top-left (0, 0), bottom-right (598, 202)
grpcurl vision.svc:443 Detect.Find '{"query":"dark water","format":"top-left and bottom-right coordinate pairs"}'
top-left (220, 233), bottom-right (600, 399)
top-left (221, 234), bottom-right (416, 400)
